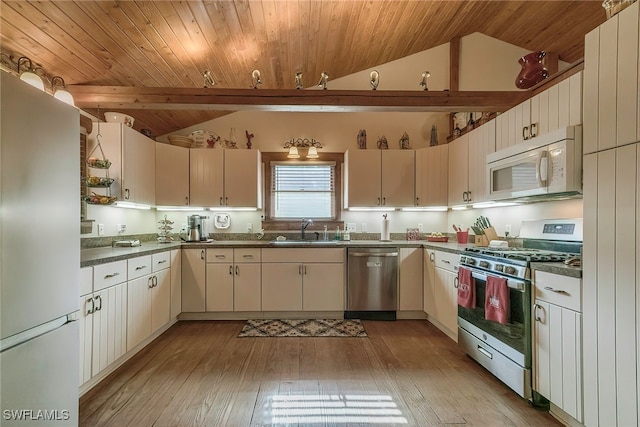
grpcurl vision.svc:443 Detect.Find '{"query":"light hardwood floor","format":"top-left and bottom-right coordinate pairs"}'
top-left (79, 320), bottom-right (560, 426)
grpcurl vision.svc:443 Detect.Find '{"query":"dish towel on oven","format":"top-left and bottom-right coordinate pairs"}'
top-left (457, 266), bottom-right (475, 308)
top-left (485, 275), bottom-right (509, 324)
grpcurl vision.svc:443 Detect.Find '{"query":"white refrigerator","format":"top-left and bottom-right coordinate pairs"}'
top-left (1, 73), bottom-right (80, 425)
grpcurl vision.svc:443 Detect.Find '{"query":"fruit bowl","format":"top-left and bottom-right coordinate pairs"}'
top-left (84, 193), bottom-right (117, 205)
top-left (86, 176), bottom-right (115, 187)
top-left (427, 236), bottom-right (449, 242)
top-left (86, 157), bottom-right (112, 169)
top-left (104, 112), bottom-right (134, 127)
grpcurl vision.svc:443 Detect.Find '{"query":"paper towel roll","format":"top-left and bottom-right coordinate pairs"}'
top-left (381, 219), bottom-right (390, 241)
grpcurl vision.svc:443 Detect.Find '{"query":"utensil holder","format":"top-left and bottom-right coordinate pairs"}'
top-left (456, 231), bottom-right (469, 244)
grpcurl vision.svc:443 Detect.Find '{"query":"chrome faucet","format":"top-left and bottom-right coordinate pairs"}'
top-left (301, 218), bottom-right (313, 240)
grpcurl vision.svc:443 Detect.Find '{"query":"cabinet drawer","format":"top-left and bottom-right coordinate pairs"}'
top-left (152, 251), bottom-right (171, 272)
top-left (206, 248), bottom-right (233, 263)
top-left (262, 248), bottom-right (345, 263)
top-left (128, 255), bottom-right (152, 280)
top-left (435, 251), bottom-right (459, 273)
top-left (80, 266), bottom-right (93, 296)
top-left (94, 260), bottom-right (127, 291)
top-left (234, 248), bottom-right (261, 263)
top-left (534, 270), bottom-right (581, 312)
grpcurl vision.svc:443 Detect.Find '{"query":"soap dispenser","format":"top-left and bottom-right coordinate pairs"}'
top-left (343, 225), bottom-right (351, 241)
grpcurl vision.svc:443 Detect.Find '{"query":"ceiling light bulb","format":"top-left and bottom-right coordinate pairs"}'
top-left (287, 146), bottom-right (300, 159)
top-left (18, 57), bottom-right (44, 91)
top-left (51, 76), bottom-right (75, 106)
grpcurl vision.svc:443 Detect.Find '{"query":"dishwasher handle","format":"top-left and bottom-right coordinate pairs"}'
top-left (349, 252), bottom-right (398, 257)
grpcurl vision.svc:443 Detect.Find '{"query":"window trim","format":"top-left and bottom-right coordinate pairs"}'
top-left (261, 152), bottom-right (344, 230)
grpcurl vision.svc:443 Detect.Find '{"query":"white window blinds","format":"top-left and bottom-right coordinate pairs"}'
top-left (271, 162), bottom-right (336, 219)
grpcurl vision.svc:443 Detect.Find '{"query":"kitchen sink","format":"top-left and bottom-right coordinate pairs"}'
top-left (268, 240), bottom-right (340, 245)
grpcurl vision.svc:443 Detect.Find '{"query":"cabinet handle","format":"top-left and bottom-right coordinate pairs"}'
top-left (148, 277), bottom-right (154, 289)
top-left (522, 126), bottom-right (529, 140)
top-left (185, 196), bottom-right (189, 205)
top-left (454, 277), bottom-right (459, 288)
top-left (429, 252), bottom-right (435, 262)
top-left (377, 197), bottom-right (381, 206)
top-left (382, 197), bottom-right (386, 205)
top-left (462, 191), bottom-right (467, 202)
top-left (533, 303), bottom-right (545, 322)
top-left (201, 250), bottom-right (205, 260)
top-left (543, 286), bottom-right (570, 295)
top-left (86, 297), bottom-right (95, 315)
top-left (304, 265), bottom-right (307, 275)
top-left (415, 197), bottom-right (419, 206)
top-left (158, 260), bottom-right (167, 264)
top-left (215, 255), bottom-right (226, 259)
top-left (104, 272), bottom-right (120, 279)
top-left (530, 122), bottom-right (538, 138)
top-left (225, 197), bottom-right (228, 205)
top-left (477, 345), bottom-right (493, 359)
top-left (229, 266), bottom-right (233, 275)
top-left (442, 260), bottom-right (450, 264)
top-left (243, 255), bottom-right (254, 259)
top-left (220, 197), bottom-right (224, 206)
top-left (298, 265), bottom-right (302, 275)
top-left (154, 276), bottom-right (158, 287)
top-left (235, 266), bottom-right (239, 275)
top-left (124, 188), bottom-right (130, 200)
top-left (94, 295), bottom-right (102, 311)
top-left (135, 265), bottom-right (147, 270)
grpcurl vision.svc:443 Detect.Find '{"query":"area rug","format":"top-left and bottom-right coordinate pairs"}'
top-left (238, 319), bottom-right (367, 338)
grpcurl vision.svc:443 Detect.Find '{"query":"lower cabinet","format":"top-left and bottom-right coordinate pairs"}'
top-left (205, 248), bottom-right (261, 312)
top-left (423, 249), bottom-right (458, 340)
top-left (127, 268), bottom-right (170, 352)
top-left (182, 248), bottom-right (206, 312)
top-left (533, 270), bottom-right (583, 423)
top-left (261, 248), bottom-right (345, 312)
top-left (399, 247), bottom-right (423, 311)
top-left (170, 249), bottom-right (182, 319)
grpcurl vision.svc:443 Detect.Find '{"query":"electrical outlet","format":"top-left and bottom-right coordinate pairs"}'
top-left (117, 224), bottom-right (126, 234)
top-left (346, 223), bottom-right (356, 232)
top-left (418, 223), bottom-right (423, 232)
top-left (361, 223), bottom-right (368, 232)
top-left (505, 224), bottom-right (512, 236)
top-left (247, 223), bottom-right (253, 233)
top-left (97, 223), bottom-right (105, 236)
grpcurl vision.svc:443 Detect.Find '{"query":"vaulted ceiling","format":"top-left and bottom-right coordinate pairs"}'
top-left (0, 1), bottom-right (605, 137)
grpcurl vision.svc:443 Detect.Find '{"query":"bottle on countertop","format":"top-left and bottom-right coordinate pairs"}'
top-left (323, 225), bottom-right (328, 241)
top-left (343, 226), bottom-right (351, 241)
top-left (335, 226), bottom-right (342, 241)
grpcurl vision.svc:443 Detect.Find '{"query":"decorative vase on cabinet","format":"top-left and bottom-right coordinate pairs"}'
top-left (515, 51), bottom-right (549, 89)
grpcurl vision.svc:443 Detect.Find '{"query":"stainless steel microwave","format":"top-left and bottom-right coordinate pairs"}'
top-left (486, 126), bottom-right (582, 201)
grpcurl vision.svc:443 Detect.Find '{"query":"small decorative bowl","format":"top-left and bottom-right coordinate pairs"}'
top-left (104, 112), bottom-right (135, 127)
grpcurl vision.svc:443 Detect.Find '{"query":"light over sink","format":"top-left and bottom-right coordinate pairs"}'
top-left (268, 240), bottom-right (340, 245)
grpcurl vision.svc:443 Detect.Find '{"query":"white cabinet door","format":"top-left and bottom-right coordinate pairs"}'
top-left (205, 263), bottom-right (234, 312)
top-left (182, 249), bottom-right (206, 312)
top-left (190, 149), bottom-right (223, 207)
top-left (224, 149), bottom-right (261, 207)
top-left (302, 263), bottom-right (344, 311)
top-left (156, 143), bottom-right (189, 206)
top-left (234, 263), bottom-right (261, 312)
top-left (151, 269), bottom-right (171, 334)
top-left (122, 126), bottom-right (156, 205)
top-left (78, 295), bottom-right (93, 386)
top-left (344, 150), bottom-right (382, 207)
top-left (399, 248), bottom-right (423, 311)
top-left (423, 249), bottom-right (436, 317)
top-left (127, 275), bottom-right (152, 352)
top-left (447, 134), bottom-right (469, 206)
top-left (434, 267), bottom-right (458, 338)
top-left (415, 145), bottom-right (448, 207)
top-left (170, 249), bottom-right (182, 319)
top-left (533, 300), bottom-right (551, 399)
top-left (93, 282), bottom-right (128, 375)
top-left (467, 121), bottom-right (496, 204)
top-left (381, 150), bottom-right (415, 207)
top-left (262, 263), bottom-right (302, 311)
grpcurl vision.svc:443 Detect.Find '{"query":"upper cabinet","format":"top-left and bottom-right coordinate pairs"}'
top-left (448, 120), bottom-right (496, 206)
top-left (190, 149), bottom-right (262, 208)
top-left (344, 149), bottom-right (415, 208)
top-left (496, 71), bottom-right (583, 151)
top-left (156, 143), bottom-right (189, 207)
top-left (88, 123), bottom-right (156, 206)
top-left (415, 144), bottom-right (448, 208)
top-left (584, 1), bottom-right (639, 154)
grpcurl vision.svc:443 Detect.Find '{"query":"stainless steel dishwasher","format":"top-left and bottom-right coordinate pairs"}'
top-left (345, 247), bottom-right (398, 320)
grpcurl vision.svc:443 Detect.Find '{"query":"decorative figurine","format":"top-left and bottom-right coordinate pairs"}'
top-left (430, 124), bottom-right (439, 146)
top-left (419, 71), bottom-right (431, 91)
top-left (357, 129), bottom-right (367, 149)
top-left (251, 69), bottom-right (262, 89)
top-left (369, 70), bottom-right (379, 90)
top-left (245, 130), bottom-right (254, 149)
top-left (295, 71), bottom-right (304, 89)
top-left (399, 131), bottom-right (410, 149)
top-left (317, 71), bottom-right (329, 90)
top-left (377, 136), bottom-right (388, 149)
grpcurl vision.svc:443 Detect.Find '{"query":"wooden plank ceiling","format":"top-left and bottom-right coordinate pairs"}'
top-left (0, 1), bottom-right (605, 137)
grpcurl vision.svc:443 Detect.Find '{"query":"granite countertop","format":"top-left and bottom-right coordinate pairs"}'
top-left (530, 261), bottom-right (582, 279)
top-left (81, 239), bottom-right (473, 266)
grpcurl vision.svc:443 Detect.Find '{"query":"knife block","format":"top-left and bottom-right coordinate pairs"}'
top-left (474, 226), bottom-right (499, 247)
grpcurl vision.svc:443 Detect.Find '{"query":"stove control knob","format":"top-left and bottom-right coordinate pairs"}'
top-left (460, 256), bottom-right (466, 263)
top-left (505, 266), bottom-right (517, 275)
top-left (466, 258), bottom-right (476, 266)
top-left (495, 264), bottom-right (504, 272)
top-left (479, 261), bottom-right (490, 268)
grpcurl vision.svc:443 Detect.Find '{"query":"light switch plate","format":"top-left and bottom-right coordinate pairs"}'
top-left (418, 223), bottom-right (423, 232)
top-left (97, 223), bottom-right (105, 236)
top-left (346, 223), bottom-right (356, 232)
top-left (361, 223), bottom-right (367, 232)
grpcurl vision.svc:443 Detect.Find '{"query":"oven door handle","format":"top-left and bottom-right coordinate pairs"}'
top-left (470, 270), bottom-right (525, 292)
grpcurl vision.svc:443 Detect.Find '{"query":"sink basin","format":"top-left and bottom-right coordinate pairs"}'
top-left (269, 240), bottom-right (340, 245)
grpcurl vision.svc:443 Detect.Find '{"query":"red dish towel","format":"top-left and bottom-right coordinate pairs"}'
top-left (485, 275), bottom-right (509, 324)
top-left (457, 266), bottom-right (475, 308)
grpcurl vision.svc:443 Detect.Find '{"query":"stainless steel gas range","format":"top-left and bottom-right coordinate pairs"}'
top-left (456, 218), bottom-right (582, 400)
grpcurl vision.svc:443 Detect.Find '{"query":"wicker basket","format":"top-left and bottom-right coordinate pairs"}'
top-left (168, 135), bottom-right (193, 148)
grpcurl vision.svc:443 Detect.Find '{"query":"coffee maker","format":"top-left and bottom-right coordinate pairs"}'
top-left (186, 215), bottom-right (208, 242)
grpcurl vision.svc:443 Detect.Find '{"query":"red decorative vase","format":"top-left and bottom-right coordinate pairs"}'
top-left (515, 51), bottom-right (549, 89)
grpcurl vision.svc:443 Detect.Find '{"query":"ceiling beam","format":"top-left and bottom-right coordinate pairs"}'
top-left (67, 86), bottom-right (529, 113)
